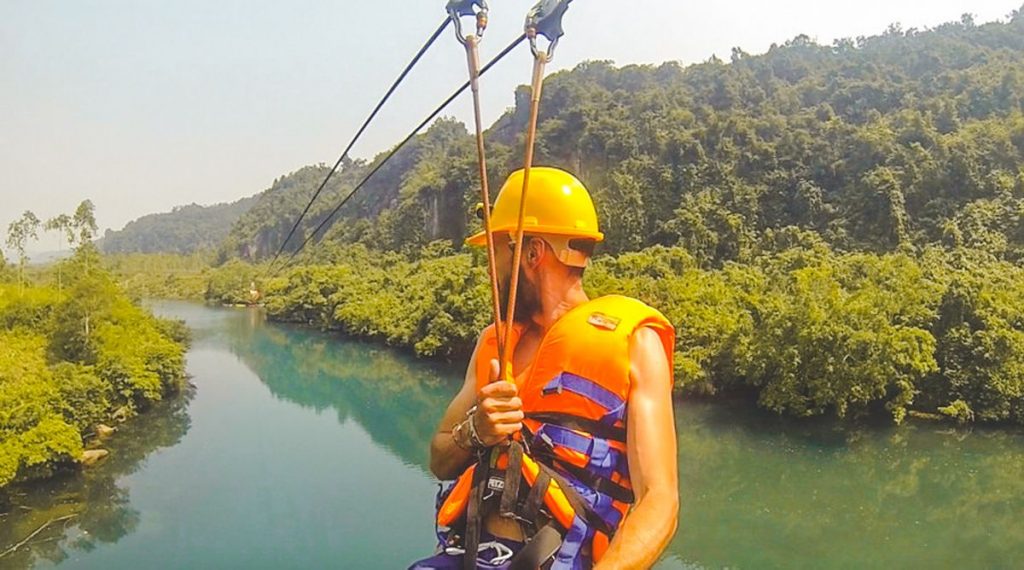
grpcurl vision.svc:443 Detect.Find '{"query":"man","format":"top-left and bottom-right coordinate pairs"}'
top-left (411, 167), bottom-right (678, 569)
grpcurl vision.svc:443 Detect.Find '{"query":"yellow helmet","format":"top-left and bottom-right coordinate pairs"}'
top-left (466, 167), bottom-right (603, 254)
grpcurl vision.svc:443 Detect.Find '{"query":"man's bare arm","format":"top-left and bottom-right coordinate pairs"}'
top-left (594, 326), bottom-right (679, 569)
top-left (429, 336), bottom-right (481, 480)
top-left (429, 336), bottom-right (525, 480)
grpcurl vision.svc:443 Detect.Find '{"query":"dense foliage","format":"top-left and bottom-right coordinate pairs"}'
top-left (0, 243), bottom-right (188, 490)
top-left (103, 252), bottom-right (212, 300)
top-left (101, 12), bottom-right (1024, 427)
top-left (194, 12), bottom-right (1024, 426)
top-left (210, 243), bottom-right (490, 358)
top-left (204, 237), bottom-right (1024, 425)
top-left (216, 12), bottom-right (1024, 267)
top-left (99, 197), bottom-right (257, 255)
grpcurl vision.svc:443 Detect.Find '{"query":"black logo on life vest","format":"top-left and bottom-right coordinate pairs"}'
top-left (588, 312), bottom-right (620, 331)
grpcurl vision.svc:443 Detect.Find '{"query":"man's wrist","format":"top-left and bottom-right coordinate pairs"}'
top-left (451, 419), bottom-right (473, 451)
top-left (465, 405), bottom-right (489, 449)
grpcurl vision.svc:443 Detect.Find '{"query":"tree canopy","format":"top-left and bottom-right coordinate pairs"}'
top-left (100, 197), bottom-right (257, 255)
top-left (213, 12), bottom-right (1024, 266)
top-left (2, 205), bottom-right (188, 491)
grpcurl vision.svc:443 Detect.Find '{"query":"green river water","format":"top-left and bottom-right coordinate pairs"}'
top-left (1, 301), bottom-right (1023, 569)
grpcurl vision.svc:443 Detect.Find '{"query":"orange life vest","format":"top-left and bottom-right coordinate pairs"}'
top-left (436, 295), bottom-right (674, 569)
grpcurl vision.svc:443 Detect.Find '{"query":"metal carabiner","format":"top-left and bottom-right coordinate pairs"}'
top-left (446, 0), bottom-right (489, 45)
top-left (525, 0), bottom-right (572, 59)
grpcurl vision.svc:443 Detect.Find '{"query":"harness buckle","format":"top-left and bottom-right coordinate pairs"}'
top-left (541, 375), bottom-right (564, 396)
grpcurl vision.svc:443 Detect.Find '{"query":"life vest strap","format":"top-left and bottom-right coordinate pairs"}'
top-left (542, 372), bottom-right (626, 424)
top-left (551, 516), bottom-right (590, 570)
top-left (523, 424), bottom-right (633, 504)
top-left (533, 460), bottom-right (616, 538)
top-left (525, 411), bottom-right (627, 443)
top-left (529, 422), bottom-right (626, 476)
top-left (545, 456), bottom-right (635, 504)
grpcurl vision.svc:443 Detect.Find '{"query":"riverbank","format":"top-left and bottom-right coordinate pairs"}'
top-left (197, 242), bottom-right (1024, 427)
top-left (103, 238), bottom-right (1024, 427)
top-left (0, 246), bottom-right (189, 494)
top-left (0, 384), bottom-right (194, 568)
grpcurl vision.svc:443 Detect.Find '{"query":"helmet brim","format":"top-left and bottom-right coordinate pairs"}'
top-left (465, 226), bottom-right (604, 247)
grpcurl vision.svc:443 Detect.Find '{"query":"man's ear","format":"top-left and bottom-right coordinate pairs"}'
top-left (526, 237), bottom-right (545, 267)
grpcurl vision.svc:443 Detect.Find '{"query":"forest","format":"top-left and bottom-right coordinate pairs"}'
top-left (99, 196), bottom-right (257, 255)
top-left (200, 240), bottom-right (1024, 426)
top-left (1, 204), bottom-right (188, 491)
top-left (218, 10), bottom-right (1024, 265)
top-left (192, 13), bottom-right (1024, 426)
top-left (54, 10), bottom-right (1024, 427)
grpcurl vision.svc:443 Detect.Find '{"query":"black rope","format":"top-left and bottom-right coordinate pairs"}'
top-left (265, 17), bottom-right (452, 274)
top-left (271, 33), bottom-right (528, 277)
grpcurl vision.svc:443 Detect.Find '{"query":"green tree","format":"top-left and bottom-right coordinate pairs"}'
top-left (45, 212), bottom-right (75, 293)
top-left (73, 200), bottom-right (98, 244)
top-left (6, 210), bottom-right (42, 291)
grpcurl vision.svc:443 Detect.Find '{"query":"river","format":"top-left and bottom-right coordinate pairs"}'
top-left (2, 301), bottom-right (1023, 568)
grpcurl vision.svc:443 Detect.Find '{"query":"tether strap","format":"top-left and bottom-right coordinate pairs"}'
top-left (525, 411), bottom-right (626, 443)
top-left (522, 424), bottom-right (634, 504)
top-left (463, 452), bottom-right (491, 570)
top-left (548, 457), bottom-right (635, 504)
top-left (500, 441), bottom-right (525, 516)
top-left (535, 461), bottom-right (616, 538)
top-left (522, 469), bottom-right (551, 524)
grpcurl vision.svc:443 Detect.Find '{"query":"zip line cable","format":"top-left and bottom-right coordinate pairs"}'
top-left (265, 17), bottom-right (453, 274)
top-left (270, 32), bottom-right (528, 277)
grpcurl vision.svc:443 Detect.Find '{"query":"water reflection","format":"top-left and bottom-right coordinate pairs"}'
top-left (0, 391), bottom-right (192, 568)
top-left (670, 400), bottom-right (1024, 568)
top-left (220, 311), bottom-right (459, 471)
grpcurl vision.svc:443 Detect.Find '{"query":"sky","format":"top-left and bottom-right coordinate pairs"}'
top-left (2, 0), bottom-right (1021, 256)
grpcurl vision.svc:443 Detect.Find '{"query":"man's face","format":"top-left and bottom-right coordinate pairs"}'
top-left (494, 234), bottom-right (541, 324)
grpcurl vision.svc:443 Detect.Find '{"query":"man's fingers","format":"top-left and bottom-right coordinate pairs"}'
top-left (480, 397), bottom-right (523, 414)
top-left (473, 360), bottom-right (524, 445)
top-left (479, 380), bottom-right (518, 399)
top-left (488, 410), bottom-right (525, 424)
top-left (494, 422), bottom-right (523, 436)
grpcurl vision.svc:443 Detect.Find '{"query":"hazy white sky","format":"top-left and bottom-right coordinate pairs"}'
top-left (2, 0), bottom-right (1020, 255)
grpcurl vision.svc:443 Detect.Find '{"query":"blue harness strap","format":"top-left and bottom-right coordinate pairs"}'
top-left (559, 470), bottom-right (625, 530)
top-left (549, 515), bottom-right (589, 570)
top-left (532, 423), bottom-right (627, 479)
top-left (542, 372), bottom-right (627, 424)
